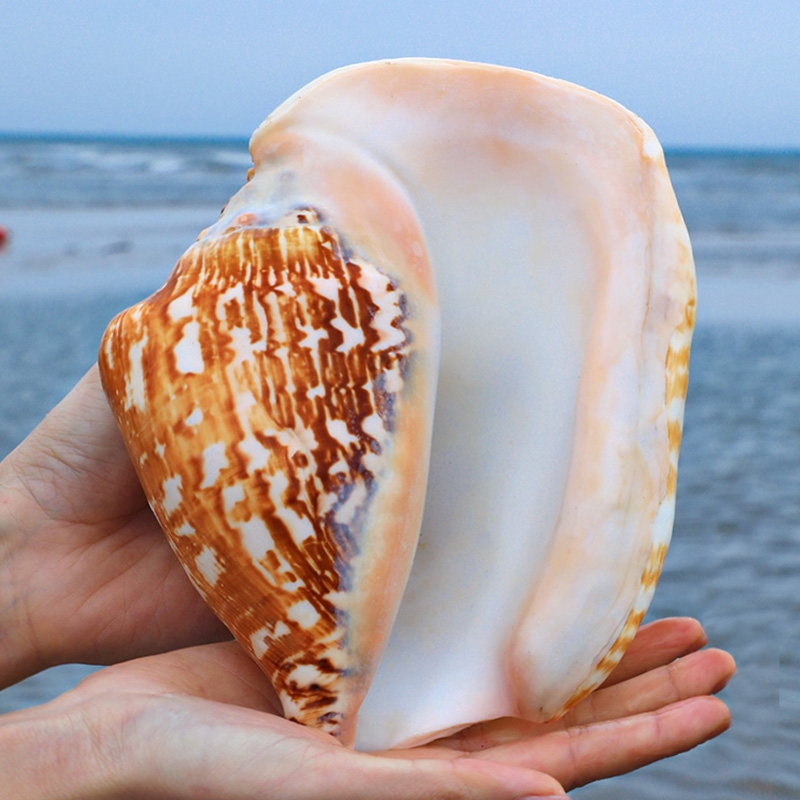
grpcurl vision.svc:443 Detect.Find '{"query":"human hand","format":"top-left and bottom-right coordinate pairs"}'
top-left (0, 641), bottom-right (565, 800)
top-left (0, 365), bottom-right (230, 687)
top-left (0, 616), bottom-right (733, 799)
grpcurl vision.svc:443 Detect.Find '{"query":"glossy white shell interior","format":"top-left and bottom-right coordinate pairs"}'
top-left (225, 59), bottom-right (695, 750)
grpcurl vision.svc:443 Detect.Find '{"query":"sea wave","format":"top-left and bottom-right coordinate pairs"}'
top-left (0, 135), bottom-right (251, 208)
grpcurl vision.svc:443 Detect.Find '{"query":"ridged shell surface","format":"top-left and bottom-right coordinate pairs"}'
top-left (99, 58), bottom-right (696, 751)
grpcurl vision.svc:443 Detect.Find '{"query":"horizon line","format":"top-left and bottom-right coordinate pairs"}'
top-left (1, 130), bottom-right (799, 156)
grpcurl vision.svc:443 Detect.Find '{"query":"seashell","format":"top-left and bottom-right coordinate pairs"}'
top-left (98, 58), bottom-right (696, 751)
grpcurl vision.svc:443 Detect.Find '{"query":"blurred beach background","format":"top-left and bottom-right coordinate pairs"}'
top-left (1, 2), bottom-right (798, 798)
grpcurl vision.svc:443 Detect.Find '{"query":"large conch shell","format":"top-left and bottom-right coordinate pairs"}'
top-left (98, 58), bottom-right (695, 751)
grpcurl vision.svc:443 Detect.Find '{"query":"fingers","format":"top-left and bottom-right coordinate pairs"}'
top-left (475, 695), bottom-right (731, 791)
top-left (600, 617), bottom-right (708, 687)
top-left (429, 642), bottom-right (735, 752)
top-left (564, 647), bottom-right (735, 727)
top-left (451, 633), bottom-right (732, 789)
top-left (23, 364), bottom-right (146, 522)
top-left (7, 364), bottom-right (144, 527)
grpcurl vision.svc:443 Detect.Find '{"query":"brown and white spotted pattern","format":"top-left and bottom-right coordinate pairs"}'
top-left (99, 210), bottom-right (413, 739)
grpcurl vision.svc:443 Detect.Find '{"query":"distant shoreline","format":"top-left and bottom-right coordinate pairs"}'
top-left (0, 131), bottom-right (251, 147)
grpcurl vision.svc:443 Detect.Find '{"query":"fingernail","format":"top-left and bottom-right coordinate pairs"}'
top-left (515, 795), bottom-right (569, 799)
top-left (516, 795), bottom-right (570, 799)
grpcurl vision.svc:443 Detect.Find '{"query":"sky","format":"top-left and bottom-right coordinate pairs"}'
top-left (0, 0), bottom-right (798, 148)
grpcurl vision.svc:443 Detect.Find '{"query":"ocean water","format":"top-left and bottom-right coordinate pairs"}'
top-left (0, 137), bottom-right (798, 798)
top-left (0, 133), bottom-right (250, 208)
